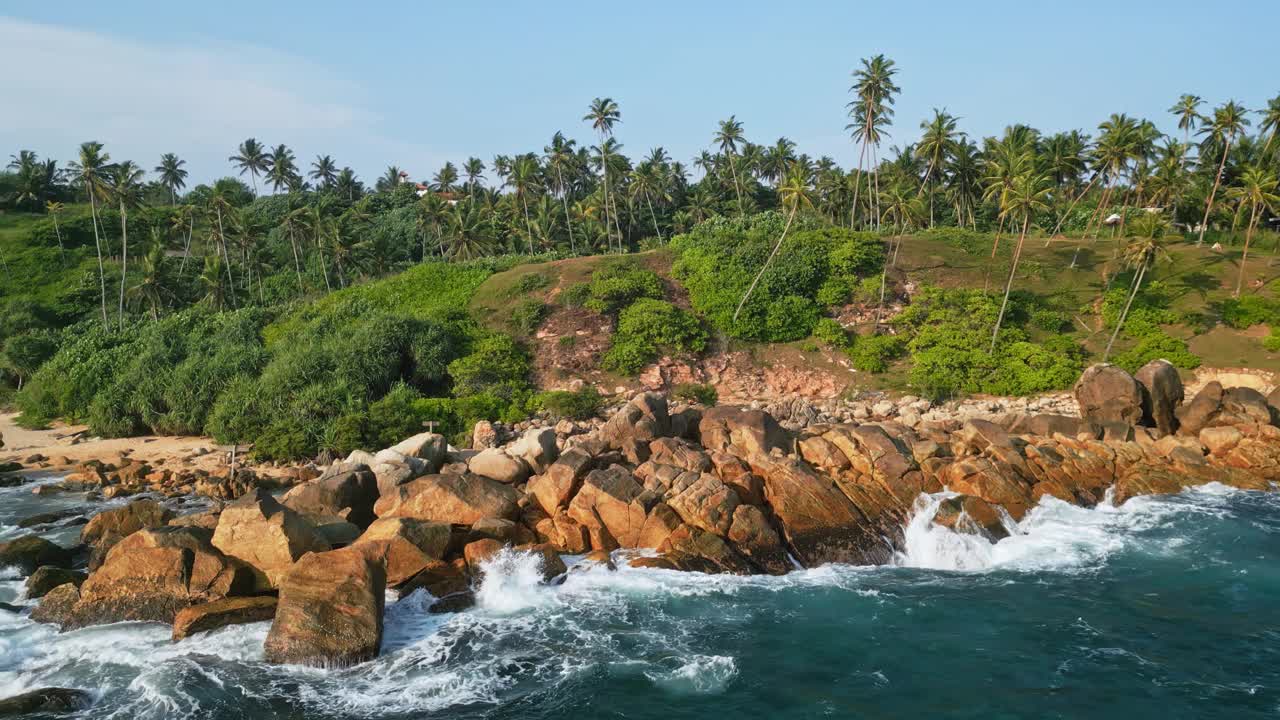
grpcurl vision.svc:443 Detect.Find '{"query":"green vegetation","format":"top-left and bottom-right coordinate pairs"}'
top-left (603, 299), bottom-right (706, 375)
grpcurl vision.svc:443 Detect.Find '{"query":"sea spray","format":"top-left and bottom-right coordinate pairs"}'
top-left (474, 548), bottom-right (556, 614)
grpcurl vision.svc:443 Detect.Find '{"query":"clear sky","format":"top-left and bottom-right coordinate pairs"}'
top-left (2, 1), bottom-right (1277, 186)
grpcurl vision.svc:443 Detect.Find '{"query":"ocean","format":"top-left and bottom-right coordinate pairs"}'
top-left (2, 477), bottom-right (1277, 719)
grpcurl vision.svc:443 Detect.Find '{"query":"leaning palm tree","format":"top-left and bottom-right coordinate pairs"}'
top-left (154, 153), bottom-right (187, 204)
top-left (1103, 214), bottom-right (1171, 361)
top-left (914, 108), bottom-right (961, 226)
top-left (309, 155), bottom-right (338, 189)
top-left (734, 164), bottom-right (815, 322)
top-left (714, 116), bottom-right (748, 217)
top-left (629, 161), bottom-right (670, 242)
top-left (67, 141), bottom-right (111, 324)
top-left (1225, 166), bottom-right (1280, 297)
top-left (1196, 101), bottom-right (1250, 246)
top-left (229, 138), bottom-right (269, 193)
top-left (109, 160), bottom-right (146, 327)
top-left (584, 97), bottom-right (621, 250)
top-left (990, 171), bottom-right (1052, 352)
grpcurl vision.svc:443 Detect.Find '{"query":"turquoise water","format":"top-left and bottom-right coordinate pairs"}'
top-left (1, 480), bottom-right (1277, 719)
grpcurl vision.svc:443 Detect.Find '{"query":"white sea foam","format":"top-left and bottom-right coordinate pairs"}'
top-left (645, 654), bottom-right (737, 694)
top-left (474, 548), bottom-right (557, 614)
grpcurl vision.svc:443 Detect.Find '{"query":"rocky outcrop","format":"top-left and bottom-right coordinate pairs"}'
top-left (1074, 364), bottom-right (1144, 426)
top-left (211, 489), bottom-right (330, 591)
top-left (567, 465), bottom-right (652, 549)
top-left (41, 526), bottom-right (253, 629)
top-left (0, 535), bottom-right (72, 575)
top-left (1135, 360), bottom-right (1183, 435)
top-left (352, 517), bottom-right (451, 586)
top-left (374, 473), bottom-right (520, 524)
top-left (387, 432), bottom-right (447, 470)
top-left (700, 406), bottom-right (791, 471)
top-left (264, 546), bottom-right (385, 667)
top-left (467, 448), bottom-right (531, 485)
top-left (172, 596), bottom-right (278, 641)
top-left (528, 446), bottom-right (596, 515)
top-left (25, 566), bottom-right (86, 599)
top-left (281, 463), bottom-right (379, 529)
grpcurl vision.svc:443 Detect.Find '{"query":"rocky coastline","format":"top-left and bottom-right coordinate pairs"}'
top-left (1, 359), bottom-right (1278, 677)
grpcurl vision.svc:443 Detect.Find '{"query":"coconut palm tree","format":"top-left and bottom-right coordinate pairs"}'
top-left (109, 160), bottom-right (146, 327)
top-left (266, 144), bottom-right (298, 193)
top-left (945, 139), bottom-right (981, 228)
top-left (1170, 94), bottom-right (1204, 145)
top-left (914, 108), bottom-right (961, 226)
top-left (1196, 101), bottom-right (1251, 246)
top-left (1103, 214), bottom-right (1171, 361)
top-left (127, 234), bottom-right (173, 320)
top-left (375, 165), bottom-right (403, 193)
top-left (417, 192), bottom-right (451, 259)
top-left (1258, 95), bottom-right (1280, 159)
top-left (734, 164), bottom-right (815, 322)
top-left (198, 254), bottom-right (231, 311)
top-left (714, 116), bottom-right (748, 216)
top-left (67, 141), bottom-right (111, 324)
top-left (544, 133), bottom-right (578, 253)
top-left (229, 139), bottom-right (269, 193)
top-left (334, 167), bottom-right (361, 201)
top-left (310, 155), bottom-right (338, 189)
top-left (444, 200), bottom-right (494, 260)
top-left (464, 157), bottom-right (486, 199)
top-left (1225, 166), bottom-right (1280, 297)
top-left (846, 55), bottom-right (900, 230)
top-left (44, 200), bottom-right (65, 259)
top-left (990, 171), bottom-right (1052, 352)
top-left (584, 97), bottom-right (621, 250)
top-left (153, 153), bottom-right (187, 204)
top-left (507, 154), bottom-right (541, 253)
top-left (171, 204), bottom-right (196, 276)
top-left (629, 161), bottom-right (670, 242)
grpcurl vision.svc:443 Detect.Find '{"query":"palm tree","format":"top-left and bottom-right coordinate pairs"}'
top-left (714, 116), bottom-right (748, 216)
top-left (1170, 94), bottom-right (1204, 145)
top-left (198, 254), bottom-right (231, 311)
top-left (444, 200), bottom-right (494, 260)
top-left (206, 182), bottom-right (239, 308)
top-left (762, 138), bottom-right (797, 188)
top-left (267, 144), bottom-right (298, 193)
top-left (990, 171), bottom-right (1052, 352)
top-left (229, 139), bottom-right (269, 193)
top-left (417, 192), bottom-right (451, 259)
top-left (310, 155), bottom-right (338, 189)
top-left (507, 155), bottom-right (540, 253)
top-left (45, 200), bottom-right (65, 259)
top-left (153, 153), bottom-right (187, 204)
top-left (544, 133), bottom-right (578, 253)
top-left (127, 234), bottom-right (172, 320)
top-left (846, 55), bottom-right (900, 230)
top-left (109, 160), bottom-right (146, 327)
top-left (1196, 101), bottom-right (1250, 246)
top-left (629, 161), bottom-right (670, 242)
top-left (1258, 95), bottom-right (1280, 159)
top-left (1103, 214), bottom-right (1171, 360)
top-left (171, 204), bottom-right (196, 276)
top-left (584, 97), bottom-right (621, 250)
top-left (376, 165), bottom-right (403, 192)
top-left (334, 167), bottom-right (361, 201)
top-left (67, 141), bottom-right (111, 324)
top-left (1225, 166), bottom-right (1280, 297)
top-left (914, 108), bottom-right (961, 226)
top-left (280, 206), bottom-right (309, 291)
top-left (463, 157), bottom-right (486, 199)
top-left (734, 164), bottom-right (815, 322)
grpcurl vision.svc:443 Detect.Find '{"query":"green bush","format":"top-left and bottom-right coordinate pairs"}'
top-left (845, 333), bottom-right (907, 373)
top-left (603, 299), bottom-right (707, 375)
top-left (813, 318), bottom-right (850, 348)
top-left (1263, 328), bottom-right (1280, 352)
top-left (765, 296), bottom-right (822, 342)
top-left (508, 272), bottom-right (551, 297)
top-left (672, 383), bottom-right (718, 406)
top-left (1030, 309), bottom-right (1070, 332)
top-left (511, 299), bottom-right (549, 334)
top-left (560, 282), bottom-right (592, 308)
top-left (1112, 332), bottom-right (1201, 373)
top-left (583, 261), bottom-right (664, 314)
top-left (1220, 295), bottom-right (1280, 329)
top-left (447, 333), bottom-right (532, 401)
top-left (536, 387), bottom-right (603, 420)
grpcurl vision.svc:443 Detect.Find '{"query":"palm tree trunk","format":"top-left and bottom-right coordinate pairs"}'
top-left (522, 195), bottom-right (534, 254)
top-left (557, 167), bottom-right (575, 254)
top-left (288, 228), bottom-right (304, 291)
top-left (1047, 172), bottom-right (1100, 242)
top-left (1235, 201), bottom-right (1260, 297)
top-left (1196, 137), bottom-right (1233, 246)
top-left (215, 206), bottom-right (237, 308)
top-left (51, 214), bottom-right (64, 260)
top-left (851, 140), bottom-right (868, 229)
top-left (88, 190), bottom-right (109, 325)
top-left (647, 195), bottom-right (662, 242)
top-left (1104, 261), bottom-right (1148, 361)
top-left (984, 214), bottom-right (1007, 292)
top-left (118, 203), bottom-right (128, 328)
top-left (733, 204), bottom-right (797, 323)
top-left (178, 218), bottom-right (193, 276)
top-left (990, 215), bottom-right (1030, 353)
top-left (728, 151), bottom-right (745, 217)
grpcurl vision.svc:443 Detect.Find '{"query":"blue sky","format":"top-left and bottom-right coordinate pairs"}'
top-left (2, 1), bottom-right (1277, 186)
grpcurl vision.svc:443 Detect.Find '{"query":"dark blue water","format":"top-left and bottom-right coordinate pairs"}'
top-left (2, 481), bottom-right (1277, 719)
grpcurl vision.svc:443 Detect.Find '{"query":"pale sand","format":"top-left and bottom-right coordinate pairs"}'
top-left (0, 412), bottom-right (234, 474)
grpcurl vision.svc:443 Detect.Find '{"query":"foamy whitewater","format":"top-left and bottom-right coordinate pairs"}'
top-left (2, 478), bottom-right (1278, 718)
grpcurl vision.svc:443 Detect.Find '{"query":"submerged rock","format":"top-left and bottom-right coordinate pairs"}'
top-left (0, 535), bottom-right (72, 575)
top-left (0, 687), bottom-right (92, 716)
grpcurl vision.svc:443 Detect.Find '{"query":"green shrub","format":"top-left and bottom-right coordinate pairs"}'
top-left (508, 272), bottom-right (551, 297)
top-left (1112, 333), bottom-right (1201, 373)
top-left (536, 387), bottom-right (603, 420)
top-left (583, 261), bottom-right (664, 314)
top-left (672, 383), bottom-right (718, 406)
top-left (1263, 328), bottom-right (1280, 352)
top-left (511, 299), bottom-right (549, 334)
top-left (560, 282), bottom-right (592, 308)
top-left (920, 227), bottom-right (993, 255)
top-left (447, 333), bottom-right (532, 400)
top-left (1030, 309), bottom-right (1070, 332)
top-left (1220, 295), bottom-right (1280, 329)
top-left (765, 296), bottom-right (822, 342)
top-left (845, 333), bottom-right (907, 373)
top-left (813, 318), bottom-right (850, 348)
top-left (603, 299), bottom-right (707, 375)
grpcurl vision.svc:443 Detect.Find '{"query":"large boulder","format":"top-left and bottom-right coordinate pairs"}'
top-left (264, 546), bottom-right (386, 667)
top-left (373, 474), bottom-right (520, 524)
top-left (1135, 359), bottom-right (1183, 435)
top-left (699, 406), bottom-right (791, 471)
top-left (654, 525), bottom-right (755, 575)
top-left (507, 428), bottom-right (560, 474)
top-left (0, 535), bottom-right (72, 574)
top-left (52, 526), bottom-right (253, 629)
top-left (726, 505), bottom-right (791, 575)
top-left (211, 489), bottom-right (330, 591)
top-left (664, 473), bottom-right (740, 536)
top-left (933, 495), bottom-right (1009, 541)
top-left (1074, 364), bottom-right (1143, 426)
top-left (759, 458), bottom-right (888, 566)
top-left (467, 448), bottom-right (531, 485)
top-left (567, 465), bottom-right (652, 549)
top-left (352, 517), bottom-right (451, 586)
top-left (25, 566), bottom-right (86, 599)
top-left (528, 446), bottom-right (597, 515)
top-left (1178, 382), bottom-right (1275, 435)
top-left (599, 392), bottom-right (671, 449)
top-left (81, 499), bottom-right (173, 546)
top-left (281, 464), bottom-right (379, 529)
top-left (387, 432), bottom-right (447, 470)
top-left (172, 596), bottom-right (278, 641)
